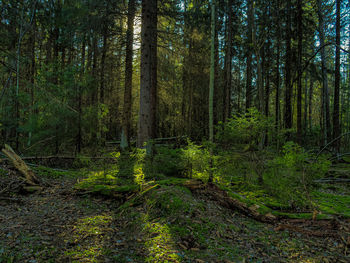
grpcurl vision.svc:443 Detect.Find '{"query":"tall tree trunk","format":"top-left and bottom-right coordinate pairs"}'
top-left (208, 0), bottom-right (216, 183)
top-left (309, 77), bottom-right (313, 132)
top-left (284, 0), bottom-right (292, 129)
top-left (100, 25), bottom-right (108, 143)
top-left (76, 37), bottom-right (85, 153)
top-left (245, 0), bottom-right (253, 110)
top-left (317, 0), bottom-right (331, 145)
top-left (138, 0), bottom-right (158, 148)
top-left (275, 0), bottom-right (281, 131)
top-left (28, 11), bottom-right (36, 147)
top-left (223, 0), bottom-right (233, 122)
top-left (53, 12), bottom-right (60, 154)
top-left (209, 0), bottom-right (216, 142)
top-left (333, 0), bottom-right (341, 151)
top-left (122, 0), bottom-right (136, 149)
top-left (297, 0), bottom-right (303, 143)
top-left (304, 73), bottom-right (308, 135)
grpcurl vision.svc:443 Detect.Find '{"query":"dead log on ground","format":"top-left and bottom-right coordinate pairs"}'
top-left (184, 180), bottom-right (277, 223)
top-left (1, 144), bottom-right (40, 186)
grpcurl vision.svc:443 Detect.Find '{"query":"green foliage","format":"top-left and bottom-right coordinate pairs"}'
top-left (264, 142), bottom-right (330, 208)
top-left (182, 141), bottom-right (211, 181)
top-left (216, 108), bottom-right (273, 147)
top-left (152, 147), bottom-right (186, 177)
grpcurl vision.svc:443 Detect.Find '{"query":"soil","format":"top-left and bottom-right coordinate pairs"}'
top-left (0, 176), bottom-right (350, 263)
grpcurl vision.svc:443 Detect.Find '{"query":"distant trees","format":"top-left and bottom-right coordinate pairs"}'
top-left (0, 0), bottom-right (349, 154)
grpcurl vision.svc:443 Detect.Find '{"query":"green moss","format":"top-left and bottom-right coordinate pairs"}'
top-left (148, 186), bottom-right (193, 217)
top-left (312, 191), bottom-right (350, 218)
top-left (33, 165), bottom-right (84, 179)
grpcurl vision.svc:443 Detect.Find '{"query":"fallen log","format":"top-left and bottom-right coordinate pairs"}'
top-left (1, 144), bottom-right (40, 186)
top-left (184, 181), bottom-right (277, 223)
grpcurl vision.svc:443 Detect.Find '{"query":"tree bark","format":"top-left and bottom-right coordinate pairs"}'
top-left (297, 0), bottom-right (303, 143)
top-left (317, 0), bottom-right (331, 145)
top-left (333, 0), bottom-right (341, 151)
top-left (275, 0), bottom-right (281, 131)
top-left (284, 0), bottom-right (292, 129)
top-left (138, 0), bottom-right (158, 148)
top-left (245, 0), bottom-right (253, 110)
top-left (209, 0), bottom-right (216, 142)
top-left (122, 0), bottom-right (136, 150)
top-left (223, 0), bottom-right (233, 122)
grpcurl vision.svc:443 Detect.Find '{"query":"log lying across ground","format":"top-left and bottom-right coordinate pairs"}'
top-left (184, 180), bottom-right (277, 223)
top-left (1, 144), bottom-right (41, 188)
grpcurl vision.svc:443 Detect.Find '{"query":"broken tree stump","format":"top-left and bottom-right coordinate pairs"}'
top-left (1, 144), bottom-right (40, 186)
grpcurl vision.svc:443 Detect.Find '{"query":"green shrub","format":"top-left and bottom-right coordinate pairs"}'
top-left (216, 108), bottom-right (273, 148)
top-left (264, 142), bottom-right (330, 208)
top-left (182, 140), bottom-right (211, 181)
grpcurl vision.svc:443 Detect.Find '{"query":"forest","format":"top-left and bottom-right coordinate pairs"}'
top-left (1, 0), bottom-right (350, 262)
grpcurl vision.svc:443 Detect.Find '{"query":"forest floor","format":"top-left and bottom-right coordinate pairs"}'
top-left (0, 166), bottom-right (350, 263)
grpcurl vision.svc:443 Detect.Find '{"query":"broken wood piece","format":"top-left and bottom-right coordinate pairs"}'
top-left (2, 144), bottom-right (40, 185)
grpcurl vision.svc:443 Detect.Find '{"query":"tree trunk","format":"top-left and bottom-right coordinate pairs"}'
top-left (223, 0), bottom-right (233, 122)
top-left (76, 36), bottom-right (86, 153)
top-left (297, 0), bottom-right (303, 143)
top-left (100, 25), bottom-right (108, 143)
top-left (309, 77), bottom-right (313, 131)
top-left (333, 0), bottom-right (341, 151)
top-left (138, 0), bottom-right (158, 148)
top-left (209, 0), bottom-right (216, 142)
top-left (284, 0), bottom-right (292, 129)
top-left (122, 0), bottom-right (136, 150)
top-left (275, 0), bottom-right (281, 131)
top-left (317, 0), bottom-right (331, 145)
top-left (245, 0), bottom-right (253, 110)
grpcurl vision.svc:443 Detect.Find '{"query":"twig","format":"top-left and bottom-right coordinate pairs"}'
top-left (315, 132), bottom-right (350, 160)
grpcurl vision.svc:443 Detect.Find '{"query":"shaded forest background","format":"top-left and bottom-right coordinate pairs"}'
top-left (0, 0), bottom-right (349, 154)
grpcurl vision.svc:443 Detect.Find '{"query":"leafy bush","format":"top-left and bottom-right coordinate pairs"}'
top-left (182, 140), bottom-right (211, 181)
top-left (216, 108), bottom-right (273, 148)
top-left (264, 142), bottom-right (330, 208)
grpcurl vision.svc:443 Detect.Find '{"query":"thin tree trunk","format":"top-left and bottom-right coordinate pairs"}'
top-left (245, 0), bottom-right (253, 110)
top-left (297, 0), bottom-right (303, 143)
top-left (209, 0), bottom-right (216, 143)
top-left (122, 0), bottom-right (136, 149)
top-left (333, 0), bottom-right (341, 151)
top-left (317, 0), bottom-right (331, 145)
top-left (284, 0), bottom-right (292, 129)
top-left (309, 77), bottom-right (313, 131)
top-left (223, 0), bottom-right (233, 122)
top-left (100, 26), bottom-right (108, 143)
top-left (77, 36), bottom-right (86, 153)
top-left (28, 11), bottom-right (36, 147)
top-left (304, 73), bottom-right (308, 135)
top-left (275, 0), bottom-right (281, 131)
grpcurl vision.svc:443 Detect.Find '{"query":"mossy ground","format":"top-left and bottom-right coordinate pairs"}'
top-left (1, 155), bottom-right (350, 262)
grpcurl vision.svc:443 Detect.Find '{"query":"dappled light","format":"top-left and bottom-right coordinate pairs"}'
top-left (141, 213), bottom-right (181, 262)
top-left (62, 215), bottom-right (113, 262)
top-left (1, 0), bottom-right (350, 262)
